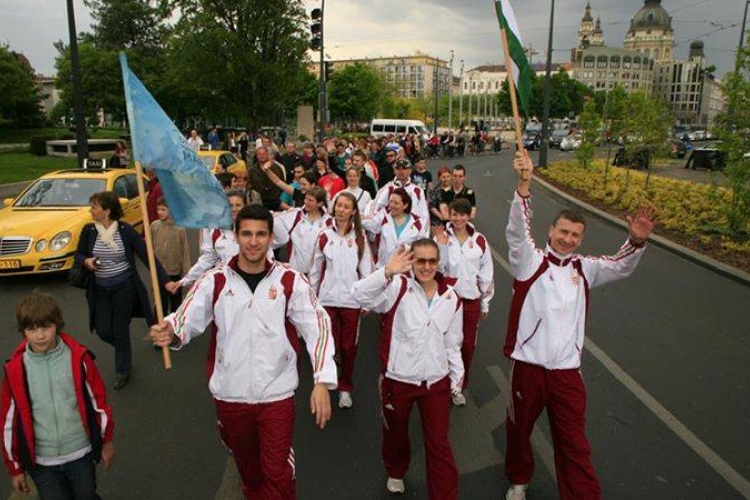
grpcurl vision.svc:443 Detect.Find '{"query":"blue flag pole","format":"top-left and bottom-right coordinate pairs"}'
top-left (119, 53), bottom-right (172, 370)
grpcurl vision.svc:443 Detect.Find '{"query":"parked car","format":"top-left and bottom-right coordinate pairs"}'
top-left (549, 129), bottom-right (569, 149)
top-left (684, 147), bottom-right (727, 171)
top-left (0, 168), bottom-right (146, 275)
top-left (522, 133), bottom-right (541, 150)
top-left (197, 150), bottom-right (247, 174)
top-left (687, 129), bottom-right (707, 141)
top-left (559, 134), bottom-right (582, 151)
top-left (613, 146), bottom-right (651, 169)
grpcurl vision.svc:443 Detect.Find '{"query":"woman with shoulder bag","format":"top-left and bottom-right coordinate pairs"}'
top-left (74, 191), bottom-right (173, 390)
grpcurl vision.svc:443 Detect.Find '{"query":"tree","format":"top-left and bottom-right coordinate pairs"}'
top-left (168, 0), bottom-right (312, 129)
top-left (84, 0), bottom-right (170, 52)
top-left (495, 69), bottom-right (592, 120)
top-left (601, 85), bottom-right (629, 181)
top-left (328, 63), bottom-right (382, 122)
top-left (575, 99), bottom-right (601, 169)
top-left (715, 48), bottom-right (750, 236)
top-left (0, 45), bottom-right (45, 128)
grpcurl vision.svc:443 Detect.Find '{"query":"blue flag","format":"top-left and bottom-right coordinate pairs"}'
top-left (119, 53), bottom-right (231, 229)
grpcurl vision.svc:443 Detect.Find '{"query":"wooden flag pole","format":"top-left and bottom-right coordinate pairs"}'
top-left (499, 26), bottom-right (530, 180)
top-left (133, 161), bottom-right (172, 370)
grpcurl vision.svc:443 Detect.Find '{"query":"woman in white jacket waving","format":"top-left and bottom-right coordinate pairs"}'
top-left (309, 191), bottom-right (374, 409)
top-left (352, 241), bottom-right (463, 500)
top-left (274, 186), bottom-right (332, 274)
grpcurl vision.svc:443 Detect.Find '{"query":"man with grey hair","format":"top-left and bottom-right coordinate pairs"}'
top-left (249, 146), bottom-right (286, 211)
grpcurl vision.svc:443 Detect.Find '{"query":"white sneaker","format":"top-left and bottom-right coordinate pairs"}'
top-left (452, 392), bottom-right (467, 406)
top-left (338, 391), bottom-right (353, 409)
top-left (386, 477), bottom-right (405, 494)
top-left (506, 484), bottom-right (528, 500)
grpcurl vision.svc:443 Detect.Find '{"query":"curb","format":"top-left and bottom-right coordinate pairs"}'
top-left (532, 175), bottom-right (750, 288)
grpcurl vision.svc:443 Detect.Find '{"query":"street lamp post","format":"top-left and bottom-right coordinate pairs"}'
top-left (448, 50), bottom-right (454, 129)
top-left (458, 60), bottom-right (464, 130)
top-left (433, 58), bottom-right (440, 134)
top-left (737, 0), bottom-right (750, 72)
top-left (66, 0), bottom-right (88, 167)
top-left (538, 0), bottom-right (555, 168)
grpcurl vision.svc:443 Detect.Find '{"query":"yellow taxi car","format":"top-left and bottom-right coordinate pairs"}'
top-left (197, 150), bottom-right (246, 174)
top-left (0, 168), bottom-right (146, 276)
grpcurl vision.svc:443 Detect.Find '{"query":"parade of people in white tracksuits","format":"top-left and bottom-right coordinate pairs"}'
top-left (274, 186), bottom-right (332, 274)
top-left (363, 187), bottom-right (429, 268)
top-left (309, 192), bottom-right (374, 409)
top-left (371, 158), bottom-right (430, 224)
top-left (435, 198), bottom-right (495, 405)
top-left (503, 152), bottom-right (654, 500)
top-left (352, 241), bottom-right (464, 500)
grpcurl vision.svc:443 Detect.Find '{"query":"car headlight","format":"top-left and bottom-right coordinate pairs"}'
top-left (50, 231), bottom-right (72, 251)
top-left (35, 239), bottom-right (47, 252)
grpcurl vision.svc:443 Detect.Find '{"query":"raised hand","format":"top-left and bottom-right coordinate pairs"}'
top-left (434, 225), bottom-right (449, 246)
top-left (626, 203), bottom-right (657, 244)
top-left (384, 247), bottom-right (414, 279)
top-left (513, 150), bottom-right (533, 181)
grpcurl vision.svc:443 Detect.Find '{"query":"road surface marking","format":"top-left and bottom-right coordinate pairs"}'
top-left (491, 246), bottom-right (750, 499)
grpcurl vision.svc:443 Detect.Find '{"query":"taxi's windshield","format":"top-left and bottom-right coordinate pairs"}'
top-left (14, 179), bottom-right (107, 207)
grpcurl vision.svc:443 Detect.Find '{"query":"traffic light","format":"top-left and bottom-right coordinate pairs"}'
top-left (310, 8), bottom-right (322, 51)
top-left (324, 61), bottom-right (334, 80)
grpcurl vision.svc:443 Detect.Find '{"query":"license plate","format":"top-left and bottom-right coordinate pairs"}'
top-left (0, 260), bottom-right (21, 269)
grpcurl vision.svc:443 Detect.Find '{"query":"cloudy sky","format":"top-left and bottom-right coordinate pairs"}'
top-left (1, 0), bottom-right (744, 78)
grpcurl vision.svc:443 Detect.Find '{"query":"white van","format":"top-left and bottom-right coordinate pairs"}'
top-left (370, 119), bottom-right (429, 139)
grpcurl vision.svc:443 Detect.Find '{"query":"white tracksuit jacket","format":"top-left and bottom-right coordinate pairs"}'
top-left (182, 228), bottom-right (237, 287)
top-left (371, 180), bottom-right (430, 224)
top-left (362, 211), bottom-right (429, 268)
top-left (274, 208), bottom-right (332, 274)
top-left (505, 191), bottom-right (646, 370)
top-left (166, 257), bottom-right (337, 404)
top-left (309, 222), bottom-right (374, 310)
top-left (436, 222), bottom-right (495, 314)
top-left (352, 268), bottom-right (464, 390)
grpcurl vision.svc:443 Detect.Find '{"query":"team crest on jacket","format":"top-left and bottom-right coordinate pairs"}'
top-left (571, 272), bottom-right (580, 286)
top-left (269, 285), bottom-right (278, 300)
top-left (348, 239), bottom-right (353, 247)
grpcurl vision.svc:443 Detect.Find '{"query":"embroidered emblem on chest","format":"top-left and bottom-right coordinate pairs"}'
top-left (268, 285), bottom-right (278, 300)
top-left (571, 272), bottom-right (580, 286)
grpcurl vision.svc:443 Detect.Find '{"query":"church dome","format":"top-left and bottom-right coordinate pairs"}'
top-left (630, 0), bottom-right (672, 31)
top-left (690, 40), bottom-right (704, 50)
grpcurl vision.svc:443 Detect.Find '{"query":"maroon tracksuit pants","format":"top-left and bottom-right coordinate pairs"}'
top-left (505, 360), bottom-right (601, 500)
top-left (325, 306), bottom-right (361, 393)
top-left (380, 376), bottom-right (458, 500)
top-left (215, 397), bottom-right (296, 500)
top-left (460, 298), bottom-right (482, 390)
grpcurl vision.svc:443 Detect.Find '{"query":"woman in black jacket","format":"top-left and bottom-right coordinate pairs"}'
top-left (74, 191), bottom-right (173, 390)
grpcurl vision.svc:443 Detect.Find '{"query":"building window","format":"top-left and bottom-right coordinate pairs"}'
top-left (623, 57), bottom-right (631, 69)
top-left (610, 56), bottom-right (620, 69)
top-left (597, 56), bottom-right (608, 69)
top-left (584, 57), bottom-right (595, 69)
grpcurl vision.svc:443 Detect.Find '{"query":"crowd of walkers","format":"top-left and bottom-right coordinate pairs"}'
top-left (2, 133), bottom-right (655, 500)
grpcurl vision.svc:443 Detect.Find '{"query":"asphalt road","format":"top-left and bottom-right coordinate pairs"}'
top-left (1, 149), bottom-right (748, 499)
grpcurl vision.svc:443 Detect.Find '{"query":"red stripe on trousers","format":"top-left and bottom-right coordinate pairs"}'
top-left (380, 376), bottom-right (458, 500)
top-left (505, 360), bottom-right (601, 500)
top-left (324, 306), bottom-right (361, 392)
top-left (460, 297), bottom-right (482, 390)
top-left (215, 397), bottom-right (296, 500)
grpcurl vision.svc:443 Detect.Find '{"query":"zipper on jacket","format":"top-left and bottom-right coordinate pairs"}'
top-left (521, 318), bottom-right (542, 347)
top-left (46, 357), bottom-right (61, 456)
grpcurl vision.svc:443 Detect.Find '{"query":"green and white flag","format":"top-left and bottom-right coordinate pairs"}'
top-left (495, 0), bottom-right (533, 112)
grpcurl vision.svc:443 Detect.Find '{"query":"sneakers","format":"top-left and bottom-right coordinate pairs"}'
top-left (452, 391), bottom-right (467, 406)
top-left (386, 477), bottom-right (405, 494)
top-left (506, 484), bottom-right (528, 500)
top-left (338, 391), bottom-right (353, 409)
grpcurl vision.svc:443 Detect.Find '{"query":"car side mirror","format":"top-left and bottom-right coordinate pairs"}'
top-left (3, 198), bottom-right (14, 207)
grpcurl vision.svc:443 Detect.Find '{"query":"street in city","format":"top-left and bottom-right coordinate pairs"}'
top-left (1, 150), bottom-right (748, 500)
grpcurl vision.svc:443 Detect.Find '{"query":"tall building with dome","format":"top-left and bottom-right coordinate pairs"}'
top-left (624, 0), bottom-right (675, 63)
top-left (570, 0), bottom-right (724, 126)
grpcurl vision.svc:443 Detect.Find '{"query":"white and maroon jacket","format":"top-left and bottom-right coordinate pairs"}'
top-left (505, 191), bottom-right (646, 370)
top-left (182, 228), bottom-right (237, 287)
top-left (1, 333), bottom-right (114, 476)
top-left (352, 268), bottom-right (464, 390)
top-left (363, 210), bottom-right (429, 268)
top-left (274, 208), bottom-right (332, 274)
top-left (371, 179), bottom-right (430, 224)
top-left (436, 222), bottom-right (495, 313)
top-left (166, 257), bottom-right (337, 404)
top-left (309, 222), bottom-right (374, 310)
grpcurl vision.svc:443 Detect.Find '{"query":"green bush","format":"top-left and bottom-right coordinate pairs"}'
top-left (29, 136), bottom-right (49, 156)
